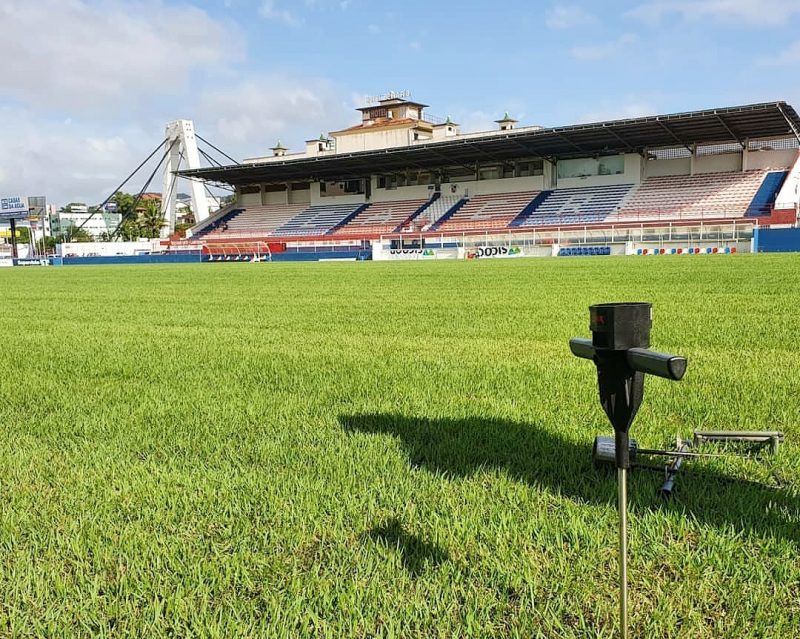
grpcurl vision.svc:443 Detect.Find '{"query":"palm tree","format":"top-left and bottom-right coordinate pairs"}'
top-left (138, 200), bottom-right (166, 238)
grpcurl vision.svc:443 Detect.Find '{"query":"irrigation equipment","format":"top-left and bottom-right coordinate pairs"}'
top-left (592, 430), bottom-right (783, 498)
top-left (570, 302), bottom-right (687, 639)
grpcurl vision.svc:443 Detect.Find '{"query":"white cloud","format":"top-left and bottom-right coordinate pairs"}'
top-left (0, 0), bottom-right (243, 114)
top-left (627, 0), bottom-right (800, 26)
top-left (545, 4), bottom-right (597, 29)
top-left (0, 73), bottom-right (355, 205)
top-left (260, 0), bottom-right (303, 25)
top-left (262, 0), bottom-right (352, 23)
top-left (571, 33), bottom-right (638, 61)
top-left (198, 76), bottom-right (352, 159)
top-left (0, 106), bottom-right (154, 205)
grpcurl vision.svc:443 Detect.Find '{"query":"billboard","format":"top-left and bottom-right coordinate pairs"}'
top-left (0, 196), bottom-right (28, 219)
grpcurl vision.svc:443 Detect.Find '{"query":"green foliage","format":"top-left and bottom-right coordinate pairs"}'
top-left (60, 226), bottom-right (95, 243)
top-left (174, 222), bottom-right (193, 237)
top-left (35, 235), bottom-right (58, 254)
top-left (112, 191), bottom-right (136, 220)
top-left (14, 225), bottom-right (31, 243)
top-left (0, 256), bottom-right (798, 637)
top-left (138, 200), bottom-right (165, 239)
top-left (111, 192), bottom-right (140, 241)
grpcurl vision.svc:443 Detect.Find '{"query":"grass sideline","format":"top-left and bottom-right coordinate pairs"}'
top-left (1, 255), bottom-right (798, 637)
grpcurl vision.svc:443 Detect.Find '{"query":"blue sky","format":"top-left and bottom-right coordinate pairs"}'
top-left (1, 0), bottom-right (799, 204)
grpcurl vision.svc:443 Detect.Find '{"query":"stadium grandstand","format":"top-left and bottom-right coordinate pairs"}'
top-left (176, 98), bottom-right (800, 260)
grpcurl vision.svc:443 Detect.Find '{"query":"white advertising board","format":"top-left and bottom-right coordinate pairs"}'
top-left (0, 196), bottom-right (29, 218)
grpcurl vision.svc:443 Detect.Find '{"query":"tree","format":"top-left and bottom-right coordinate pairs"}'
top-left (117, 217), bottom-right (141, 242)
top-left (37, 235), bottom-right (58, 254)
top-left (15, 226), bottom-right (31, 244)
top-left (138, 199), bottom-right (165, 238)
top-left (174, 222), bottom-right (193, 238)
top-left (112, 192), bottom-right (136, 219)
top-left (62, 227), bottom-right (94, 243)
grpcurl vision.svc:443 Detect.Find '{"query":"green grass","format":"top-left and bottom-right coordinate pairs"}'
top-left (1, 255), bottom-right (799, 638)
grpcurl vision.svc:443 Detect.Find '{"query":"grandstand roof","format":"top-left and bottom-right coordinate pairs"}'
top-left (179, 101), bottom-right (800, 185)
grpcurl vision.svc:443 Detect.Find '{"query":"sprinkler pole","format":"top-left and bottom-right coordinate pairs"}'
top-left (618, 467), bottom-right (628, 639)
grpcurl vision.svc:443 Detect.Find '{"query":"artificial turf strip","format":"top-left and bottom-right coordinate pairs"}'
top-left (0, 255), bottom-right (798, 637)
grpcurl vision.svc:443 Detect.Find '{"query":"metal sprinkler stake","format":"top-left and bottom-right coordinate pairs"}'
top-left (570, 303), bottom-right (687, 638)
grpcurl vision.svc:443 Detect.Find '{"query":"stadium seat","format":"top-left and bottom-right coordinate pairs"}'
top-left (197, 203), bottom-right (307, 240)
top-left (271, 203), bottom-right (367, 237)
top-left (434, 191), bottom-right (539, 232)
top-left (614, 170), bottom-right (775, 221)
top-left (330, 198), bottom-right (430, 235)
top-left (515, 184), bottom-right (635, 227)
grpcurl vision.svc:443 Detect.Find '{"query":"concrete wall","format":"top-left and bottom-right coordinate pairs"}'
top-left (239, 193), bottom-right (261, 207)
top-left (288, 187), bottom-right (311, 205)
top-left (693, 152), bottom-right (742, 174)
top-left (746, 149), bottom-right (797, 171)
top-left (333, 127), bottom-right (413, 153)
top-left (469, 175), bottom-right (546, 195)
top-left (57, 239), bottom-right (161, 257)
top-left (263, 189), bottom-right (288, 205)
top-left (645, 158), bottom-right (692, 177)
top-left (371, 184), bottom-right (433, 202)
top-left (314, 192), bottom-right (366, 206)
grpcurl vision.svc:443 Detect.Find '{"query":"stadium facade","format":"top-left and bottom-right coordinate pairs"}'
top-left (176, 98), bottom-right (800, 260)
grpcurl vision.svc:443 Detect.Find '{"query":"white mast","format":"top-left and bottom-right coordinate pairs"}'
top-left (160, 120), bottom-right (210, 238)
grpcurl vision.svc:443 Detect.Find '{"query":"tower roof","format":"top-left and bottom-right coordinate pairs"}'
top-left (495, 112), bottom-right (518, 124)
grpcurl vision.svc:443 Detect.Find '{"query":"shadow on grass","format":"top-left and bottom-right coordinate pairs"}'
top-left (364, 517), bottom-right (449, 577)
top-left (341, 413), bottom-right (799, 545)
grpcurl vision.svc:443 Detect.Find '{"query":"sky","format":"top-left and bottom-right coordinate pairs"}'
top-left (1, 0), bottom-right (799, 206)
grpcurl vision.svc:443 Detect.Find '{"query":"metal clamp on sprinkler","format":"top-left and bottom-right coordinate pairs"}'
top-left (570, 302), bottom-right (687, 639)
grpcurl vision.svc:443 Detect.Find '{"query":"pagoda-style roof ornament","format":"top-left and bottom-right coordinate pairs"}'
top-left (495, 111), bottom-right (518, 123)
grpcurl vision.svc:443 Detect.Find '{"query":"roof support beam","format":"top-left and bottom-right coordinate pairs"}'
top-left (602, 125), bottom-right (635, 152)
top-left (425, 148), bottom-right (480, 174)
top-left (553, 131), bottom-right (590, 155)
top-left (464, 141), bottom-right (516, 170)
top-left (507, 138), bottom-right (554, 163)
top-left (655, 119), bottom-right (693, 153)
top-left (777, 102), bottom-right (800, 143)
top-left (714, 113), bottom-right (747, 150)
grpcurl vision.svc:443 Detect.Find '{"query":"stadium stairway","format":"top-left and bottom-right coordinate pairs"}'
top-left (434, 190), bottom-right (540, 232)
top-left (189, 203), bottom-right (243, 239)
top-left (509, 191), bottom-right (552, 227)
top-left (427, 196), bottom-right (468, 231)
top-left (394, 194), bottom-right (441, 231)
top-left (326, 203), bottom-right (371, 234)
top-left (197, 203), bottom-right (308, 240)
top-left (329, 198), bottom-right (432, 235)
top-left (271, 202), bottom-right (367, 237)
top-left (746, 171), bottom-right (789, 216)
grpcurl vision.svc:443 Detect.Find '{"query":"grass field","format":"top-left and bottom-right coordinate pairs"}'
top-left (1, 255), bottom-right (799, 637)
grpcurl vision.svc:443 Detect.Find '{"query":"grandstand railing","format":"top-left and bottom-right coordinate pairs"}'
top-left (180, 204), bottom-right (770, 245)
top-left (172, 217), bottom-right (756, 256)
top-left (380, 218), bottom-right (755, 247)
